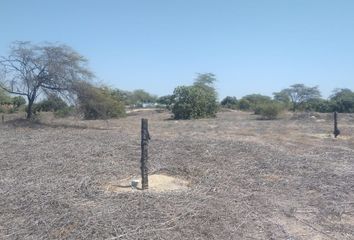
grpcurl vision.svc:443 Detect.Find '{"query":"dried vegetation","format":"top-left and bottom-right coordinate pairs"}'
top-left (0, 110), bottom-right (353, 239)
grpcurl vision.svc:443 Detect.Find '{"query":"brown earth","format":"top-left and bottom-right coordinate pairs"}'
top-left (0, 110), bottom-right (353, 239)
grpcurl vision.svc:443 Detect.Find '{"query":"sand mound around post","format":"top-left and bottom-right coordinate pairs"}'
top-left (104, 174), bottom-right (190, 193)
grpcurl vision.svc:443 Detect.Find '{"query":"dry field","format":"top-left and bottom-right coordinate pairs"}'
top-left (1, 110), bottom-right (353, 239)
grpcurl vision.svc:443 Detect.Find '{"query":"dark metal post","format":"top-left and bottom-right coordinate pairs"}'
top-left (141, 118), bottom-right (150, 190)
top-left (1, 115), bottom-right (4, 124)
top-left (334, 112), bottom-right (340, 138)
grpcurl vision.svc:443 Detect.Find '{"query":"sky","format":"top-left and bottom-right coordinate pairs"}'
top-left (0, 0), bottom-right (353, 99)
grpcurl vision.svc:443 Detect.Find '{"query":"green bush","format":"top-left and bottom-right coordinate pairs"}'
top-left (220, 96), bottom-right (238, 109)
top-left (171, 73), bottom-right (218, 120)
top-left (303, 98), bottom-right (334, 113)
top-left (172, 85), bottom-right (218, 119)
top-left (75, 83), bottom-right (126, 120)
top-left (0, 93), bottom-right (26, 113)
top-left (0, 89), bottom-right (12, 105)
top-left (241, 94), bottom-right (272, 110)
top-left (238, 99), bottom-right (251, 110)
top-left (157, 95), bottom-right (174, 110)
top-left (0, 89), bottom-right (12, 113)
top-left (255, 102), bottom-right (283, 120)
top-left (54, 106), bottom-right (75, 118)
top-left (330, 88), bottom-right (354, 113)
top-left (12, 96), bottom-right (26, 109)
top-left (35, 95), bottom-right (68, 112)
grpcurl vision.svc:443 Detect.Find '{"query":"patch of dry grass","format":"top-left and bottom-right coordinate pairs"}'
top-left (0, 111), bottom-right (353, 239)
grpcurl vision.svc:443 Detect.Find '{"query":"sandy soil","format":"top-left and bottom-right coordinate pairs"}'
top-left (0, 110), bottom-right (353, 239)
top-left (104, 174), bottom-right (190, 193)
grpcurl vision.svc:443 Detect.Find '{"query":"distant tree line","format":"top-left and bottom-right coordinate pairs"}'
top-left (0, 42), bottom-right (158, 120)
top-left (220, 84), bottom-right (354, 115)
top-left (1, 42), bottom-right (353, 121)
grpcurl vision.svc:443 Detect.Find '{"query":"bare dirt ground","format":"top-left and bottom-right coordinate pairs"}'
top-left (0, 110), bottom-right (353, 239)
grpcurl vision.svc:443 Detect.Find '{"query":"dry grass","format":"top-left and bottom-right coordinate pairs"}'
top-left (0, 110), bottom-right (353, 239)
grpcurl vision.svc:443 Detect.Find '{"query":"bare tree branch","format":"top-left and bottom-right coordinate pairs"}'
top-left (0, 41), bottom-right (94, 118)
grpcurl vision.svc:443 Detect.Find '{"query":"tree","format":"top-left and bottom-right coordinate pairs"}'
top-left (273, 91), bottom-right (291, 109)
top-left (74, 82), bottom-right (125, 120)
top-left (193, 73), bottom-right (217, 92)
top-left (302, 98), bottom-right (332, 112)
top-left (171, 73), bottom-right (218, 119)
top-left (110, 89), bottom-right (131, 105)
top-left (130, 89), bottom-right (157, 106)
top-left (220, 96), bottom-right (238, 109)
top-left (0, 42), bottom-right (93, 119)
top-left (241, 94), bottom-right (272, 111)
top-left (34, 94), bottom-right (68, 112)
top-left (238, 98), bottom-right (251, 110)
top-left (256, 101), bottom-right (283, 120)
top-left (157, 95), bottom-right (174, 109)
top-left (279, 84), bottom-right (321, 111)
top-left (330, 88), bottom-right (354, 113)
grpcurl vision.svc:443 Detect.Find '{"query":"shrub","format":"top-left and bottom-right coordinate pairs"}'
top-left (220, 96), bottom-right (238, 109)
top-left (172, 73), bottom-right (218, 120)
top-left (54, 106), bottom-right (75, 118)
top-left (330, 88), bottom-right (354, 113)
top-left (35, 95), bottom-right (68, 112)
top-left (75, 82), bottom-right (125, 120)
top-left (241, 94), bottom-right (272, 111)
top-left (256, 102), bottom-right (283, 120)
top-left (12, 96), bottom-right (26, 109)
top-left (238, 99), bottom-right (251, 110)
top-left (0, 89), bottom-right (12, 105)
top-left (0, 89), bottom-right (13, 113)
top-left (130, 89), bottom-right (157, 106)
top-left (157, 95), bottom-right (174, 110)
top-left (303, 98), bottom-right (333, 113)
top-left (172, 86), bottom-right (218, 119)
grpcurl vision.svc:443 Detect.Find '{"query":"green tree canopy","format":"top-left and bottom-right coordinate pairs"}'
top-left (220, 96), bottom-right (238, 109)
top-left (130, 89), bottom-right (157, 106)
top-left (171, 73), bottom-right (218, 119)
top-left (157, 95), bottom-right (174, 109)
top-left (330, 88), bottom-right (354, 113)
top-left (273, 91), bottom-right (291, 108)
top-left (12, 96), bottom-right (26, 108)
top-left (278, 84), bottom-right (321, 111)
top-left (241, 94), bottom-right (272, 110)
top-left (74, 82), bottom-right (125, 120)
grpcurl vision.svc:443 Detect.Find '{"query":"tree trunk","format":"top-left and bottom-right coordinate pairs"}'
top-left (27, 99), bottom-right (34, 119)
top-left (292, 103), bottom-right (296, 112)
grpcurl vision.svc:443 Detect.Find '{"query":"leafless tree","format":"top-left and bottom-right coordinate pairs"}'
top-left (0, 41), bottom-right (93, 119)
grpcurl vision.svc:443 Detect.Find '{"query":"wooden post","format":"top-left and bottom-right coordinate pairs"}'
top-left (334, 111), bottom-right (340, 138)
top-left (141, 118), bottom-right (150, 190)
